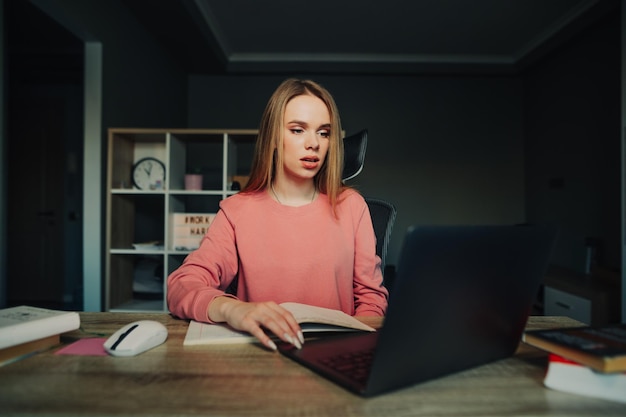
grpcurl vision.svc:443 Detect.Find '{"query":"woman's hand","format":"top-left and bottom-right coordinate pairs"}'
top-left (208, 297), bottom-right (304, 351)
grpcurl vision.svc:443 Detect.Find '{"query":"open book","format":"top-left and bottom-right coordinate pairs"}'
top-left (183, 302), bottom-right (376, 346)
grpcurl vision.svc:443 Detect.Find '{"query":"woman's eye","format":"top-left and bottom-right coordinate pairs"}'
top-left (318, 130), bottom-right (330, 138)
top-left (290, 128), bottom-right (304, 134)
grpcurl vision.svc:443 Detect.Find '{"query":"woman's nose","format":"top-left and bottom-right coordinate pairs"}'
top-left (305, 132), bottom-right (320, 150)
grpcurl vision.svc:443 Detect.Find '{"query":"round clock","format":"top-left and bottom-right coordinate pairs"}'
top-left (132, 157), bottom-right (166, 190)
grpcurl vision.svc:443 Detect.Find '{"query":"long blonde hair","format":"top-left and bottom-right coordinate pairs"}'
top-left (243, 79), bottom-right (346, 213)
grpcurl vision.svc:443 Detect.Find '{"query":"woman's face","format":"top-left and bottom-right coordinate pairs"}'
top-left (280, 94), bottom-right (331, 184)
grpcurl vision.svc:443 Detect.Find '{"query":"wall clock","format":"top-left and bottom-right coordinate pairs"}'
top-left (132, 157), bottom-right (166, 190)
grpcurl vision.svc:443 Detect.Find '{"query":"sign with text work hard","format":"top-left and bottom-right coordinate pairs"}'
top-left (169, 213), bottom-right (216, 250)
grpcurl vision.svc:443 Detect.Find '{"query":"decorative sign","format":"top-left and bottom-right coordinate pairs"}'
top-left (169, 213), bottom-right (216, 250)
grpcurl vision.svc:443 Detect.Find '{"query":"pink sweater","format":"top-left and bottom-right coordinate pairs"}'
top-left (166, 189), bottom-right (388, 322)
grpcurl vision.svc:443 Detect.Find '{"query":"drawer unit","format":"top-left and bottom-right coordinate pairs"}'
top-left (544, 286), bottom-right (591, 324)
top-left (543, 266), bottom-right (620, 325)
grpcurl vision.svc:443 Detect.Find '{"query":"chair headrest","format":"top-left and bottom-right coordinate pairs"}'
top-left (342, 129), bottom-right (368, 181)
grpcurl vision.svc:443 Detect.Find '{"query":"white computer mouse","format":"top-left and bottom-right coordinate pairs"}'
top-left (103, 320), bottom-right (168, 357)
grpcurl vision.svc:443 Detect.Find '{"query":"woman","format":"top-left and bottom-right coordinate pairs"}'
top-left (167, 79), bottom-right (388, 351)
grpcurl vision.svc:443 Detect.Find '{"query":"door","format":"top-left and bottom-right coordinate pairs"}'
top-left (6, 0), bottom-right (84, 309)
top-left (7, 97), bottom-right (65, 307)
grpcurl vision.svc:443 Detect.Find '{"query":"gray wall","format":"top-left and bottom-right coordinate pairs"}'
top-left (33, 0), bottom-right (189, 130)
top-left (0, 0), bottom-right (6, 307)
top-left (188, 75), bottom-right (526, 266)
top-left (524, 12), bottom-right (620, 272)
top-left (43, 0), bottom-right (188, 310)
top-left (1, 0), bottom-right (189, 309)
top-left (187, 12), bottom-right (621, 278)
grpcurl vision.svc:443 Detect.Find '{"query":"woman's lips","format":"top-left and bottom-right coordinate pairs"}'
top-left (301, 156), bottom-right (320, 169)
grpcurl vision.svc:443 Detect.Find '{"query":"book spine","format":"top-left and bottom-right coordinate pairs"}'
top-left (523, 334), bottom-right (606, 371)
top-left (0, 334), bottom-right (61, 365)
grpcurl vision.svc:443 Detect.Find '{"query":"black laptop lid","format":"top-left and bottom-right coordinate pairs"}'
top-left (365, 224), bottom-right (557, 395)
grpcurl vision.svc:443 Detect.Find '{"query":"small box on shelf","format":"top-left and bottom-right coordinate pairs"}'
top-left (169, 213), bottom-right (216, 251)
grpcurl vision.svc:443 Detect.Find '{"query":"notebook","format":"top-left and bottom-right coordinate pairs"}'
top-left (278, 224), bottom-right (557, 397)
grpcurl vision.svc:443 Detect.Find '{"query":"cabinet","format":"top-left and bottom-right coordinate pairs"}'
top-left (105, 128), bottom-right (257, 311)
top-left (543, 266), bottom-right (620, 325)
top-left (544, 286), bottom-right (592, 324)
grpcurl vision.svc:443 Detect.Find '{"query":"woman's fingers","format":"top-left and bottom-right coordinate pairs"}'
top-left (262, 302), bottom-right (303, 347)
top-left (249, 303), bottom-right (302, 349)
top-left (247, 325), bottom-right (278, 351)
top-left (227, 301), bottom-right (303, 350)
top-left (272, 303), bottom-right (304, 345)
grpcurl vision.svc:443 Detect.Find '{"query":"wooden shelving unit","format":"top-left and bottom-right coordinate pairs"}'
top-left (105, 128), bottom-right (257, 311)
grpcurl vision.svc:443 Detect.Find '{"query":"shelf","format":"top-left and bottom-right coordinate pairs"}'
top-left (105, 128), bottom-right (258, 312)
top-left (109, 299), bottom-right (165, 312)
top-left (110, 249), bottom-right (165, 255)
top-left (168, 190), bottom-right (226, 196)
top-left (111, 189), bottom-right (166, 195)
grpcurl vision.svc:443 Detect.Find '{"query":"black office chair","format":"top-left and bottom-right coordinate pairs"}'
top-left (342, 129), bottom-right (397, 289)
top-left (365, 197), bottom-right (397, 278)
top-left (342, 129), bottom-right (368, 182)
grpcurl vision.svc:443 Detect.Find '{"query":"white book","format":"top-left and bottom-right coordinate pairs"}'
top-left (544, 354), bottom-right (626, 404)
top-left (0, 306), bottom-right (81, 349)
top-left (184, 302), bottom-right (375, 346)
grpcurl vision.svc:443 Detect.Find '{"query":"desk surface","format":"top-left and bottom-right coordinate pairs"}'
top-left (1, 313), bottom-right (624, 417)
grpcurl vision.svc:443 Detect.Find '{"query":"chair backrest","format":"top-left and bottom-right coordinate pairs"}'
top-left (342, 129), bottom-right (368, 182)
top-left (342, 129), bottom-right (397, 282)
top-left (365, 197), bottom-right (397, 274)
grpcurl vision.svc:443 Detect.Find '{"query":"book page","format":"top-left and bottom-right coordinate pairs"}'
top-left (280, 302), bottom-right (375, 332)
top-left (0, 306), bottom-right (66, 326)
top-left (183, 303), bottom-right (375, 345)
top-left (184, 320), bottom-right (256, 345)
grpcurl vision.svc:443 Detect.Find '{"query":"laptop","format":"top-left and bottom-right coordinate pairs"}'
top-left (278, 224), bottom-right (557, 397)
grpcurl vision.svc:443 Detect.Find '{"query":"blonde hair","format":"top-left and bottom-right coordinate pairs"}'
top-left (243, 79), bottom-right (346, 213)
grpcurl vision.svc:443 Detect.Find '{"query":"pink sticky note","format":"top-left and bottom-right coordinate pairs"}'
top-left (55, 338), bottom-right (109, 356)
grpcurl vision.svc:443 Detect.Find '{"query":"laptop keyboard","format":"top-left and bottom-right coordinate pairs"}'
top-left (319, 348), bottom-right (375, 384)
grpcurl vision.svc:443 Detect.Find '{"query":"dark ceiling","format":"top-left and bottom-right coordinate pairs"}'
top-left (6, 0), bottom-right (83, 83)
top-left (6, 0), bottom-right (619, 80)
top-left (121, 0), bottom-right (617, 75)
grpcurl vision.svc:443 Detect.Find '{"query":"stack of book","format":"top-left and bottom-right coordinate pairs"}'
top-left (523, 324), bottom-right (626, 404)
top-left (0, 305), bottom-right (81, 366)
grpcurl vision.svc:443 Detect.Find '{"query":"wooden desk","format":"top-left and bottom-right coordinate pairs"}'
top-left (0, 314), bottom-right (624, 416)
